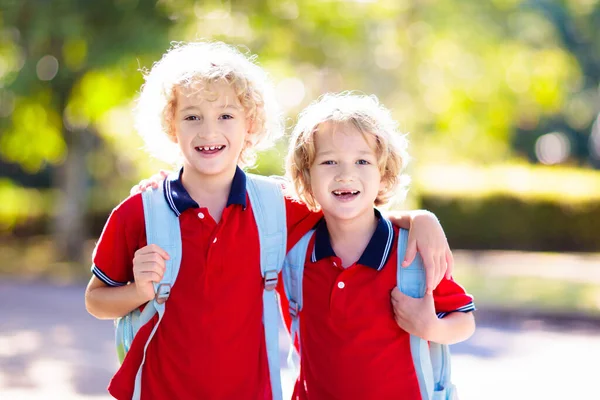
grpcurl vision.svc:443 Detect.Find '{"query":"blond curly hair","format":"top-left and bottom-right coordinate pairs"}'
top-left (286, 92), bottom-right (410, 211)
top-left (134, 41), bottom-right (282, 167)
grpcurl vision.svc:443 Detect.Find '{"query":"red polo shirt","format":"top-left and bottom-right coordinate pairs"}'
top-left (92, 167), bottom-right (321, 400)
top-left (292, 212), bottom-right (475, 400)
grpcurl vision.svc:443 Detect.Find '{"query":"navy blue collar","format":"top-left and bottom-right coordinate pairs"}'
top-left (311, 209), bottom-right (396, 271)
top-left (162, 167), bottom-right (247, 216)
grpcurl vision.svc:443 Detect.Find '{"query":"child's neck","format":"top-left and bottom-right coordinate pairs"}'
top-left (323, 209), bottom-right (379, 269)
top-left (181, 166), bottom-right (237, 223)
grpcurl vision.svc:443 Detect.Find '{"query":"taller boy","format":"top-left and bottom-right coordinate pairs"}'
top-left (85, 41), bottom-right (454, 399)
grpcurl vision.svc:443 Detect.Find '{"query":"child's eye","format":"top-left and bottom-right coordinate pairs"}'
top-left (220, 114), bottom-right (234, 120)
top-left (356, 159), bottom-right (370, 165)
top-left (320, 160), bottom-right (336, 165)
top-left (184, 115), bottom-right (201, 121)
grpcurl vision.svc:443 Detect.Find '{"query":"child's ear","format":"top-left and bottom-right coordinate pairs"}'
top-left (379, 177), bottom-right (387, 194)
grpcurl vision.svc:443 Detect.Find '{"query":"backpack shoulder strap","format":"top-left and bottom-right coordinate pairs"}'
top-left (132, 182), bottom-right (183, 399)
top-left (246, 173), bottom-right (287, 400)
top-left (142, 182), bottom-right (183, 301)
top-left (397, 228), bottom-right (434, 399)
top-left (283, 230), bottom-right (313, 316)
top-left (396, 228), bottom-right (454, 399)
top-left (282, 229), bottom-right (314, 371)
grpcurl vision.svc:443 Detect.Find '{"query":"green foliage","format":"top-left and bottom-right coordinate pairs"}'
top-left (422, 194), bottom-right (600, 252)
top-left (0, 0), bottom-right (599, 258)
top-left (0, 0), bottom-right (174, 173)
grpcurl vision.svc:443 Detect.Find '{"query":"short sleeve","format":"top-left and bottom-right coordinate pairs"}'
top-left (284, 196), bottom-right (322, 252)
top-left (432, 277), bottom-right (476, 318)
top-left (91, 194), bottom-right (147, 286)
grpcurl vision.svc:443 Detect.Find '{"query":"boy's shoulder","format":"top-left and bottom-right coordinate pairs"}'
top-left (107, 192), bottom-right (146, 228)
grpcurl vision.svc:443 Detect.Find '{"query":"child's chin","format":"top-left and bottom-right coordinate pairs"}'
top-left (187, 161), bottom-right (227, 176)
top-left (326, 208), bottom-right (362, 219)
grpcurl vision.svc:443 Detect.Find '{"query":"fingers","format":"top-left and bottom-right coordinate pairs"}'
top-left (445, 250), bottom-right (454, 279)
top-left (391, 287), bottom-right (404, 303)
top-left (133, 245), bottom-right (170, 285)
top-left (137, 269), bottom-right (164, 283)
top-left (159, 170), bottom-right (170, 179)
top-left (436, 253), bottom-right (447, 287)
top-left (402, 239), bottom-right (417, 267)
top-left (135, 244), bottom-right (170, 260)
top-left (423, 252), bottom-right (436, 294)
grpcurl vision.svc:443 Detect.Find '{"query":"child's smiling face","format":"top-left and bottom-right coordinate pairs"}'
top-left (309, 121), bottom-right (384, 221)
top-left (172, 80), bottom-right (251, 181)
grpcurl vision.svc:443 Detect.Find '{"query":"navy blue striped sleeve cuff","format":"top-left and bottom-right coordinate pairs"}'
top-left (91, 264), bottom-right (128, 287)
top-left (437, 302), bottom-right (476, 319)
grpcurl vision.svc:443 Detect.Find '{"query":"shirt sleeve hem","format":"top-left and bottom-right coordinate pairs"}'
top-left (91, 264), bottom-right (128, 287)
top-left (437, 302), bottom-right (476, 319)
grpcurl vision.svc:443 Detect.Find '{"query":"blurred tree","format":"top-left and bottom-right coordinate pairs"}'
top-left (1, 0), bottom-right (599, 264)
top-left (171, 0), bottom-right (587, 164)
top-left (518, 0), bottom-right (600, 166)
top-left (0, 0), bottom-right (173, 263)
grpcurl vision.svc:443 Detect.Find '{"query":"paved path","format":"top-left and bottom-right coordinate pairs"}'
top-left (1, 281), bottom-right (598, 399)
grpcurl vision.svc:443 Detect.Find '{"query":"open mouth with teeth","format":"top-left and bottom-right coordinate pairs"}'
top-left (195, 145), bottom-right (226, 154)
top-left (332, 190), bottom-right (360, 200)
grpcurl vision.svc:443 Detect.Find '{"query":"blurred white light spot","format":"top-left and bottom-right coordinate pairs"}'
top-left (0, 330), bottom-right (42, 357)
top-left (28, 359), bottom-right (73, 393)
top-left (535, 132), bottom-right (571, 165)
top-left (36, 55), bottom-right (59, 81)
top-left (276, 77), bottom-right (305, 110)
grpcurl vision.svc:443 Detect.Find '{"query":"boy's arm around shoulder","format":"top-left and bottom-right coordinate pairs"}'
top-left (84, 194), bottom-right (168, 319)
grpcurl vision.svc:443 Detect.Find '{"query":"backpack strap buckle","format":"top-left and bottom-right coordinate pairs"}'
top-left (264, 270), bottom-right (278, 291)
top-left (155, 283), bottom-right (172, 304)
top-left (289, 301), bottom-right (299, 317)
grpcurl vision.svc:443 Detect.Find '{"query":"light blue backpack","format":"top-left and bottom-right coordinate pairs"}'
top-left (282, 227), bottom-right (459, 400)
top-left (114, 173), bottom-right (288, 400)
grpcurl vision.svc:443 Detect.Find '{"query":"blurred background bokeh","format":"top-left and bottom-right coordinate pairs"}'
top-left (1, 0), bottom-right (599, 399)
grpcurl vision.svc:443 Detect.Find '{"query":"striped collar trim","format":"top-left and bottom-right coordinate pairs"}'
top-left (163, 166), bottom-right (247, 217)
top-left (311, 209), bottom-right (395, 271)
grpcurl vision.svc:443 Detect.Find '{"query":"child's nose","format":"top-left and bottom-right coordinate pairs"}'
top-left (335, 165), bottom-right (355, 182)
top-left (197, 120), bottom-right (218, 137)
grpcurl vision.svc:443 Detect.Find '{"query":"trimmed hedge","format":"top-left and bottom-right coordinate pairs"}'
top-left (421, 195), bottom-right (600, 252)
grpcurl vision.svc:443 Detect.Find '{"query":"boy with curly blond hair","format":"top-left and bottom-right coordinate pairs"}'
top-left (286, 93), bottom-right (476, 399)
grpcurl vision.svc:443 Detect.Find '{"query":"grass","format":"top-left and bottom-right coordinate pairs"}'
top-left (454, 270), bottom-right (600, 317)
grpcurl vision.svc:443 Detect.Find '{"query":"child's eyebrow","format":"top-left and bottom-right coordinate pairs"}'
top-left (316, 149), bottom-right (375, 157)
top-left (216, 104), bottom-right (243, 111)
top-left (179, 104), bottom-right (242, 113)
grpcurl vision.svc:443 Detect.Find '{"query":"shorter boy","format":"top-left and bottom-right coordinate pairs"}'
top-left (285, 93), bottom-right (476, 399)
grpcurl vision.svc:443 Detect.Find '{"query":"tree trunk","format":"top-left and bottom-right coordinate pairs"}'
top-left (52, 128), bottom-right (93, 266)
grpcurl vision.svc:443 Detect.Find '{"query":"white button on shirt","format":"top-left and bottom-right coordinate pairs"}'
top-left (337, 282), bottom-right (345, 289)
top-left (197, 212), bottom-right (205, 219)
top-left (213, 237), bottom-right (218, 244)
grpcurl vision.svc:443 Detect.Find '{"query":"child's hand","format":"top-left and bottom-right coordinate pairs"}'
top-left (132, 244), bottom-right (170, 302)
top-left (130, 170), bottom-right (170, 196)
top-left (403, 211), bottom-right (453, 294)
top-left (391, 287), bottom-right (439, 341)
